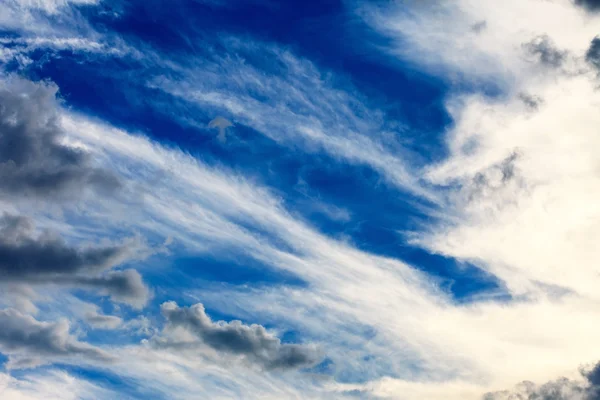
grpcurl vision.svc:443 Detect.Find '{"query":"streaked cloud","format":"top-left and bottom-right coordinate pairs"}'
top-left (1, 0), bottom-right (600, 399)
top-left (0, 308), bottom-right (113, 369)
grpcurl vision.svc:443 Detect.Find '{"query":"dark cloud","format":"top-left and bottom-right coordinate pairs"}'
top-left (158, 302), bottom-right (322, 370)
top-left (75, 270), bottom-right (150, 309)
top-left (575, 0), bottom-right (600, 12)
top-left (0, 213), bottom-right (149, 308)
top-left (484, 362), bottom-right (600, 399)
top-left (471, 20), bottom-right (487, 34)
top-left (0, 214), bottom-right (134, 279)
top-left (586, 37), bottom-right (600, 72)
top-left (0, 77), bottom-right (120, 201)
top-left (523, 35), bottom-right (567, 68)
top-left (519, 93), bottom-right (543, 110)
top-left (0, 308), bottom-right (113, 369)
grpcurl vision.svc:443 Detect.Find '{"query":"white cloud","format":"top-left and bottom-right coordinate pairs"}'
top-left (0, 370), bottom-right (121, 400)
top-left (355, 0), bottom-right (600, 397)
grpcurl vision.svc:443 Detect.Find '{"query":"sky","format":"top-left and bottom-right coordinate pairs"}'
top-left (1, 0), bottom-right (600, 399)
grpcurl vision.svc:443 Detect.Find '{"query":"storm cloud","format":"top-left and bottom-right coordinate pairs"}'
top-left (575, 0), bottom-right (600, 12)
top-left (0, 76), bottom-right (120, 200)
top-left (158, 302), bottom-right (322, 371)
top-left (484, 362), bottom-right (600, 399)
top-left (0, 213), bottom-right (150, 307)
top-left (0, 308), bottom-right (113, 369)
top-left (586, 37), bottom-right (600, 72)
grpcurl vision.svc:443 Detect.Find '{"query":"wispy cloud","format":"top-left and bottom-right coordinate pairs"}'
top-left (0, 308), bottom-right (113, 369)
top-left (3, 0), bottom-right (600, 398)
top-left (146, 39), bottom-right (438, 202)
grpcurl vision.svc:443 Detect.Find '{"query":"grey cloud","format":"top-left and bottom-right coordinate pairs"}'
top-left (0, 308), bottom-right (114, 369)
top-left (74, 270), bottom-right (150, 309)
top-left (0, 213), bottom-right (150, 308)
top-left (84, 311), bottom-right (123, 330)
top-left (158, 302), bottom-right (322, 371)
top-left (585, 37), bottom-right (600, 72)
top-left (484, 362), bottom-right (600, 399)
top-left (519, 93), bottom-right (543, 110)
top-left (523, 35), bottom-right (567, 68)
top-left (0, 77), bottom-right (120, 200)
top-left (469, 151), bottom-right (521, 197)
top-left (575, 0), bottom-right (600, 12)
top-left (208, 116), bottom-right (233, 143)
top-left (0, 214), bottom-right (135, 279)
top-left (471, 20), bottom-right (487, 34)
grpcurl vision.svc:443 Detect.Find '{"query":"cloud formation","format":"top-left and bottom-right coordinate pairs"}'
top-left (208, 116), bottom-right (233, 143)
top-left (0, 308), bottom-right (113, 369)
top-left (586, 37), bottom-right (600, 71)
top-left (0, 213), bottom-right (149, 307)
top-left (0, 76), bottom-right (120, 201)
top-left (84, 310), bottom-right (123, 330)
top-left (523, 35), bottom-right (567, 68)
top-left (484, 362), bottom-right (600, 400)
top-left (575, 0), bottom-right (600, 12)
top-left (157, 302), bottom-right (322, 371)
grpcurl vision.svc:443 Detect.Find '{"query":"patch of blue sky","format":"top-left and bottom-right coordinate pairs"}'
top-left (0, 353), bottom-right (8, 371)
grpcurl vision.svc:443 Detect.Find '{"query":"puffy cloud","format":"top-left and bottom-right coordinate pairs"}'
top-left (484, 362), bottom-right (600, 400)
top-left (157, 302), bottom-right (322, 371)
top-left (0, 214), bottom-right (134, 278)
top-left (0, 213), bottom-right (150, 308)
top-left (0, 76), bottom-right (120, 201)
top-left (0, 308), bottom-right (113, 369)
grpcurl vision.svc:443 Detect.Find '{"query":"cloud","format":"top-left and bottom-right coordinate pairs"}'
top-left (586, 36), bottom-right (600, 71)
top-left (0, 370), bottom-right (120, 400)
top-left (0, 214), bottom-right (134, 278)
top-left (471, 20), bottom-right (487, 33)
top-left (484, 362), bottom-right (600, 400)
top-left (3, 0), bottom-right (99, 15)
top-left (0, 213), bottom-right (150, 307)
top-left (5, 1), bottom-right (600, 397)
top-left (75, 270), bottom-right (151, 309)
top-left (148, 40), bottom-right (437, 201)
top-left (84, 310), bottom-right (123, 330)
top-left (208, 116), bottom-right (233, 143)
top-left (157, 302), bottom-right (322, 371)
top-left (0, 76), bottom-right (120, 201)
top-left (523, 35), bottom-right (567, 68)
top-left (0, 308), bottom-right (113, 369)
top-left (575, 0), bottom-right (600, 12)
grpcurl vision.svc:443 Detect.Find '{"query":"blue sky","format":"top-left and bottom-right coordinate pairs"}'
top-left (1, 0), bottom-right (600, 399)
